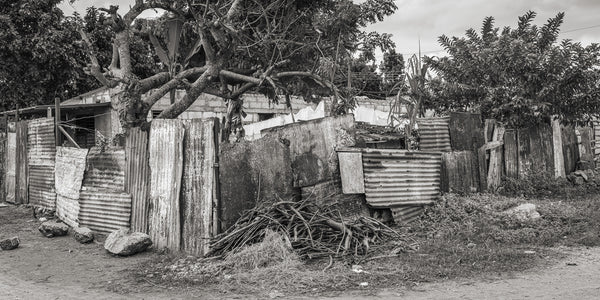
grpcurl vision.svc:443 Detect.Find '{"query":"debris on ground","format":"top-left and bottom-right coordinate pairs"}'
top-left (104, 228), bottom-right (152, 256)
top-left (503, 203), bottom-right (541, 222)
top-left (73, 227), bottom-right (94, 244)
top-left (38, 220), bottom-right (69, 237)
top-left (0, 237), bottom-right (20, 250)
top-left (208, 199), bottom-right (416, 260)
top-left (32, 207), bottom-right (55, 220)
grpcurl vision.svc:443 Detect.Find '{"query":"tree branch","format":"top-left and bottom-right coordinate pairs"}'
top-left (143, 67), bottom-right (209, 107)
top-left (78, 29), bottom-right (119, 88)
top-left (157, 65), bottom-right (219, 118)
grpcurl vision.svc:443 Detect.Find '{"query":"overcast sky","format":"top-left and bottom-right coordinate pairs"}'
top-left (60, 0), bottom-right (600, 60)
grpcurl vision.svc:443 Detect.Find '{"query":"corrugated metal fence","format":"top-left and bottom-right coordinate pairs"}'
top-left (55, 147), bottom-right (88, 228)
top-left (417, 117), bottom-right (451, 152)
top-left (362, 149), bottom-right (442, 208)
top-left (27, 118), bottom-right (56, 209)
top-left (126, 127), bottom-right (150, 233)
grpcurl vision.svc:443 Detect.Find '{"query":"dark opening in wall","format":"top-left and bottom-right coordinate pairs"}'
top-left (258, 113), bottom-right (275, 121)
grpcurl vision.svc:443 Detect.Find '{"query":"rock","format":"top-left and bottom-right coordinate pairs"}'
top-left (504, 203), bottom-right (541, 222)
top-left (568, 173), bottom-right (585, 185)
top-left (0, 237), bottom-right (20, 250)
top-left (573, 170), bottom-right (589, 181)
top-left (38, 220), bottom-right (69, 237)
top-left (73, 227), bottom-right (94, 244)
top-left (104, 228), bottom-right (152, 256)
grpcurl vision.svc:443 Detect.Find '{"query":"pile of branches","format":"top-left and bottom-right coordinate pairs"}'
top-left (208, 199), bottom-right (416, 259)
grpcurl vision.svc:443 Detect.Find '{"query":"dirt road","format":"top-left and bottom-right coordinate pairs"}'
top-left (2, 205), bottom-right (600, 299)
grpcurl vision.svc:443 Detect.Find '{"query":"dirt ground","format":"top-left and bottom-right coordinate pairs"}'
top-left (1, 204), bottom-right (600, 299)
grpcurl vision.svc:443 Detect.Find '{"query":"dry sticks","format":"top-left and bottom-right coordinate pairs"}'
top-left (208, 199), bottom-right (414, 259)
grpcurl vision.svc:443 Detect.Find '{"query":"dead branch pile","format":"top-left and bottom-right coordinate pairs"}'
top-left (208, 199), bottom-right (415, 259)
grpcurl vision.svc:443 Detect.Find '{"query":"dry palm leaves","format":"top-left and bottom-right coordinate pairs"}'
top-left (208, 199), bottom-right (416, 259)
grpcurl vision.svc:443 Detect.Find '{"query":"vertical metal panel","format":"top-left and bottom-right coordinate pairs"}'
top-left (55, 147), bottom-right (88, 227)
top-left (362, 149), bottom-right (442, 208)
top-left (449, 112), bottom-right (484, 151)
top-left (441, 151), bottom-right (478, 194)
top-left (338, 151), bottom-right (365, 194)
top-left (181, 119), bottom-right (216, 255)
top-left (417, 117), bottom-right (451, 152)
top-left (504, 130), bottom-right (519, 179)
top-left (148, 119), bottom-right (184, 251)
top-left (27, 118), bottom-right (56, 166)
top-left (6, 131), bottom-right (16, 203)
top-left (0, 131), bottom-right (5, 203)
top-left (593, 120), bottom-right (600, 159)
top-left (28, 165), bottom-right (56, 209)
top-left (126, 127), bottom-right (150, 233)
top-left (15, 120), bottom-right (28, 204)
top-left (79, 147), bottom-right (130, 234)
top-left (27, 118), bottom-right (56, 209)
top-left (561, 125), bottom-right (579, 174)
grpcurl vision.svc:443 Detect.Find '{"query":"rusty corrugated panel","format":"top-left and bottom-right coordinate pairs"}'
top-left (27, 118), bottom-right (55, 166)
top-left (125, 127), bottom-right (150, 233)
top-left (6, 132), bottom-right (16, 203)
top-left (417, 117), bottom-right (451, 152)
top-left (181, 119), bottom-right (217, 256)
top-left (390, 206), bottom-right (424, 224)
top-left (56, 195), bottom-right (80, 228)
top-left (84, 147), bottom-right (126, 191)
top-left (78, 191), bottom-right (131, 234)
top-left (593, 120), bottom-right (600, 159)
top-left (55, 147), bottom-right (88, 227)
top-left (148, 119), bottom-right (184, 251)
top-left (28, 165), bottom-right (56, 209)
top-left (362, 149), bottom-right (442, 208)
top-left (0, 132), bottom-right (5, 203)
top-left (15, 120), bottom-right (28, 204)
top-left (79, 147), bottom-right (129, 234)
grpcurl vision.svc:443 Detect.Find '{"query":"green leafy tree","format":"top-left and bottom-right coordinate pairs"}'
top-left (424, 11), bottom-right (600, 127)
top-left (0, 0), bottom-right (93, 111)
top-left (380, 49), bottom-right (405, 96)
top-left (75, 0), bottom-right (397, 138)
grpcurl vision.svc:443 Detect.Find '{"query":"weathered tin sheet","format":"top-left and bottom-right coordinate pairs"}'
top-left (417, 117), bottom-right (451, 152)
top-left (0, 132), bottom-right (5, 203)
top-left (262, 115), bottom-right (356, 187)
top-left (27, 118), bottom-right (56, 166)
top-left (362, 149), bottom-right (442, 208)
top-left (441, 151), bottom-right (478, 193)
top-left (390, 206), bottom-right (424, 224)
top-left (78, 191), bottom-right (131, 234)
top-left (125, 127), bottom-right (150, 233)
top-left (181, 119), bottom-right (217, 255)
top-left (28, 165), bottom-right (56, 209)
top-left (5, 132), bottom-right (16, 203)
top-left (338, 151), bottom-right (365, 194)
top-left (55, 147), bottom-right (88, 199)
top-left (56, 195), bottom-right (80, 228)
top-left (148, 119), bottom-right (184, 251)
top-left (83, 147), bottom-right (126, 191)
top-left (15, 120), bottom-right (28, 204)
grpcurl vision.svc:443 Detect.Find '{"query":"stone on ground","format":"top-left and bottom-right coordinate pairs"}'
top-left (0, 237), bottom-right (20, 250)
top-left (504, 203), bottom-right (541, 222)
top-left (38, 220), bottom-right (69, 237)
top-left (73, 227), bottom-right (94, 244)
top-left (104, 228), bottom-right (152, 256)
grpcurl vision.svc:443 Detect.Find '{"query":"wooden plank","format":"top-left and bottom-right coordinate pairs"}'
top-left (0, 131), bottom-right (5, 203)
top-left (442, 151), bottom-right (477, 194)
top-left (540, 123), bottom-right (555, 175)
top-left (6, 131), bottom-right (16, 203)
top-left (517, 128), bottom-right (532, 179)
top-left (487, 124), bottom-right (505, 190)
top-left (484, 119), bottom-right (496, 143)
top-left (15, 120), bottom-right (28, 204)
top-left (148, 120), bottom-right (185, 251)
top-left (503, 130), bottom-right (518, 179)
top-left (449, 112), bottom-right (484, 151)
top-left (477, 147), bottom-right (487, 192)
top-left (529, 125), bottom-right (545, 174)
top-left (561, 125), bottom-right (579, 174)
top-left (338, 152), bottom-right (365, 194)
top-left (181, 119), bottom-right (216, 256)
top-left (577, 126), bottom-right (593, 158)
top-left (551, 120), bottom-right (565, 178)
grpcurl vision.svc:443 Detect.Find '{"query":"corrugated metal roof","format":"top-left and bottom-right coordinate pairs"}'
top-left (362, 149), bottom-right (442, 208)
top-left (418, 117), bottom-right (451, 152)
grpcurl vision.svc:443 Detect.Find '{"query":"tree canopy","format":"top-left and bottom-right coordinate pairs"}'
top-left (423, 11), bottom-right (600, 127)
top-left (74, 0), bottom-right (398, 137)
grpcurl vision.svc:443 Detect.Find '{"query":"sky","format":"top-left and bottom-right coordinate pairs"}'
top-left (59, 0), bottom-right (600, 60)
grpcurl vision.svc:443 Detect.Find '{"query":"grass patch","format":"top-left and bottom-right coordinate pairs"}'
top-left (134, 192), bottom-right (600, 296)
